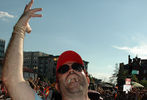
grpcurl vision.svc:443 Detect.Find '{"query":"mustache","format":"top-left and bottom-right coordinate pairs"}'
top-left (65, 71), bottom-right (80, 81)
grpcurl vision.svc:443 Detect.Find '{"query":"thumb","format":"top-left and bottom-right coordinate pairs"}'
top-left (26, 23), bottom-right (32, 33)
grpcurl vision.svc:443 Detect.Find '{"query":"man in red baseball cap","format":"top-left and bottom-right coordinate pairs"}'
top-left (2, 0), bottom-right (101, 100)
top-left (55, 50), bottom-right (90, 100)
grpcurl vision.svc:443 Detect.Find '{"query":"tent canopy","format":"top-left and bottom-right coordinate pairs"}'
top-left (131, 81), bottom-right (144, 88)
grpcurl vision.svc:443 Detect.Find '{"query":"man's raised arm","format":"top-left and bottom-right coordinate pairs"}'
top-left (2, 0), bottom-right (42, 99)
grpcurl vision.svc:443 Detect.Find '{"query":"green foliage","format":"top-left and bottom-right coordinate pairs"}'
top-left (140, 80), bottom-right (147, 88)
top-left (109, 64), bottom-right (119, 84)
top-left (131, 74), bottom-right (139, 83)
top-left (117, 67), bottom-right (129, 82)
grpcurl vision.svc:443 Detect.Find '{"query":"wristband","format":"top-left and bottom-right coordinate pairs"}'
top-left (13, 25), bottom-right (26, 39)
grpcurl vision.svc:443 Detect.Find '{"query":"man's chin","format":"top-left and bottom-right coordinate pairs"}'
top-left (68, 81), bottom-right (79, 88)
top-left (67, 82), bottom-right (82, 93)
top-left (68, 87), bottom-right (82, 94)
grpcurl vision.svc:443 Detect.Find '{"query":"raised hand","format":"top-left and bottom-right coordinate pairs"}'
top-left (16, 0), bottom-right (42, 33)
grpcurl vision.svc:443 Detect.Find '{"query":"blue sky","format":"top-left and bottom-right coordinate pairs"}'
top-left (1, 0), bottom-right (147, 82)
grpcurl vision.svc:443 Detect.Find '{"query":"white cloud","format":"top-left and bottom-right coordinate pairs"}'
top-left (106, 65), bottom-right (114, 69)
top-left (90, 72), bottom-right (112, 82)
top-left (0, 11), bottom-right (14, 19)
top-left (113, 44), bottom-right (147, 59)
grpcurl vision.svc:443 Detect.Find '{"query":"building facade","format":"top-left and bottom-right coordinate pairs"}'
top-left (0, 39), bottom-right (5, 58)
top-left (0, 39), bottom-right (5, 78)
top-left (140, 60), bottom-right (147, 80)
top-left (38, 55), bottom-right (58, 83)
top-left (126, 55), bottom-right (147, 81)
top-left (23, 51), bottom-right (49, 79)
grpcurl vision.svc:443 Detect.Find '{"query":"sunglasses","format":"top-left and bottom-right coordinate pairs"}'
top-left (57, 63), bottom-right (84, 74)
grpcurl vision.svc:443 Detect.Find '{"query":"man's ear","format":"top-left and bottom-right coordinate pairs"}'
top-left (84, 70), bottom-right (90, 84)
top-left (55, 83), bottom-right (60, 93)
top-left (86, 76), bottom-right (90, 84)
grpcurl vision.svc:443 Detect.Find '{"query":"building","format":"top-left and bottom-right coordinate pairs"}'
top-left (126, 55), bottom-right (147, 81)
top-left (83, 61), bottom-right (89, 72)
top-left (117, 55), bottom-right (147, 89)
top-left (23, 67), bottom-right (34, 80)
top-left (0, 39), bottom-right (5, 78)
top-left (139, 60), bottom-right (147, 80)
top-left (23, 51), bottom-right (49, 79)
top-left (38, 55), bottom-right (58, 83)
top-left (0, 39), bottom-right (5, 58)
top-left (23, 51), bottom-right (49, 69)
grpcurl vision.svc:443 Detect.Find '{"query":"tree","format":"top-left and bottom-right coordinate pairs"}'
top-left (109, 63), bottom-right (119, 84)
top-left (117, 64), bottom-right (129, 89)
top-left (131, 74), bottom-right (139, 83)
top-left (140, 80), bottom-right (147, 88)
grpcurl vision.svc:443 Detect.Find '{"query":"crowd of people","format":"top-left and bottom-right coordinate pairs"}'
top-left (27, 77), bottom-right (55, 100)
top-left (96, 85), bottom-right (147, 100)
top-left (0, 81), bottom-right (9, 99)
top-left (0, 78), bottom-right (147, 100)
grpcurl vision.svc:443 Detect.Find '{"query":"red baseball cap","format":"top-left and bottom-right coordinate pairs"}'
top-left (56, 50), bottom-right (84, 81)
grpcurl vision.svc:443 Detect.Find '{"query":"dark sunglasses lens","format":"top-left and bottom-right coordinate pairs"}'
top-left (58, 65), bottom-right (69, 74)
top-left (72, 63), bottom-right (83, 72)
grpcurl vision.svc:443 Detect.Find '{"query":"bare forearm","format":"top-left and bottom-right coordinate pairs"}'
top-left (2, 24), bottom-right (36, 100)
top-left (3, 25), bottom-right (26, 83)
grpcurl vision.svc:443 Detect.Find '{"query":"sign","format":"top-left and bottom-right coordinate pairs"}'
top-left (123, 84), bottom-right (131, 94)
top-left (125, 78), bottom-right (131, 85)
top-left (132, 70), bottom-right (139, 75)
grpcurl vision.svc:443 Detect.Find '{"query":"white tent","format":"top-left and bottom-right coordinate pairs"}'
top-left (132, 82), bottom-right (144, 88)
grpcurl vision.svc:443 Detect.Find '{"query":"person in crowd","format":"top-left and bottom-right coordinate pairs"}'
top-left (2, 0), bottom-right (101, 100)
top-left (28, 77), bottom-right (36, 90)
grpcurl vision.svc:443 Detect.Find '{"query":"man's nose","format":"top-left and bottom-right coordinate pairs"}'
top-left (68, 66), bottom-right (74, 74)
